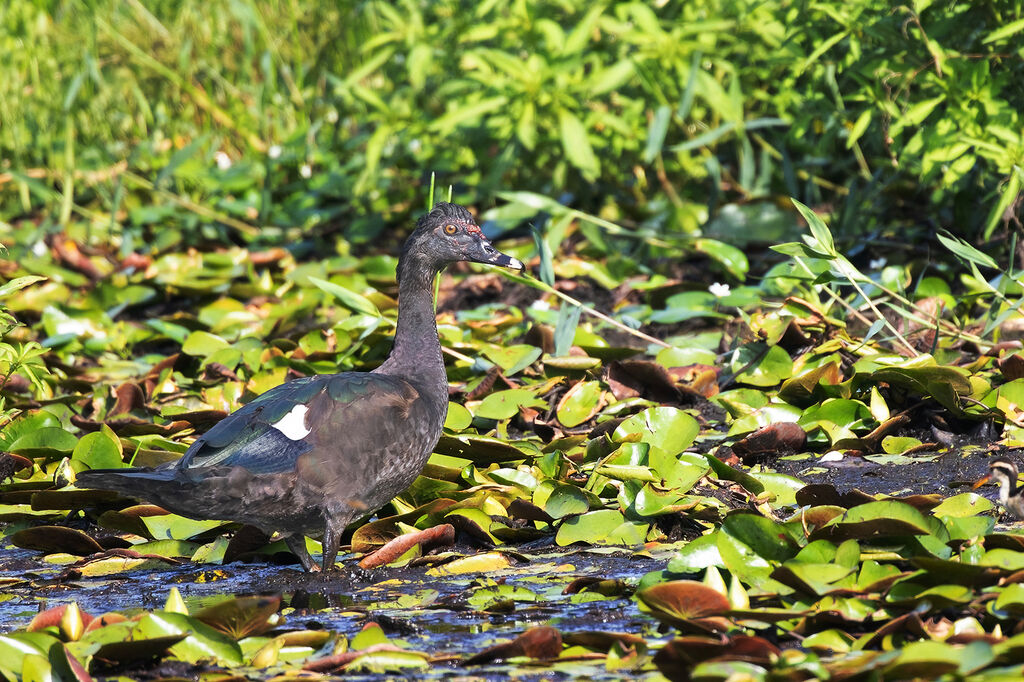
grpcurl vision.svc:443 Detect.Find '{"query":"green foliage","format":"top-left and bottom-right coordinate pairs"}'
top-left (2, 0), bottom-right (1021, 249)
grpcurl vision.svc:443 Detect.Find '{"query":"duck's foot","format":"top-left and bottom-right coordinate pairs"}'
top-left (285, 535), bottom-right (318, 572)
top-left (320, 521), bottom-right (342, 573)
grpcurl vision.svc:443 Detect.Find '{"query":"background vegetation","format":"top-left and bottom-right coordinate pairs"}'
top-left (3, 1), bottom-right (1024, 680)
top-left (3, 0), bottom-right (1022, 249)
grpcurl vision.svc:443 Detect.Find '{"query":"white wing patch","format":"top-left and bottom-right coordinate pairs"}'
top-left (271, 404), bottom-right (311, 440)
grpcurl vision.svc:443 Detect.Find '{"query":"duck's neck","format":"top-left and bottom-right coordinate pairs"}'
top-left (1000, 475), bottom-right (1017, 505)
top-left (377, 262), bottom-right (446, 394)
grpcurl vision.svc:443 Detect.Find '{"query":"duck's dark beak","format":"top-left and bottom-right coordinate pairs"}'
top-left (491, 252), bottom-right (525, 273)
top-left (972, 474), bottom-right (991, 489)
top-left (468, 236), bottom-right (525, 273)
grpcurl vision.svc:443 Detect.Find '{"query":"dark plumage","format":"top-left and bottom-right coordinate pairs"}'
top-left (76, 203), bottom-right (523, 571)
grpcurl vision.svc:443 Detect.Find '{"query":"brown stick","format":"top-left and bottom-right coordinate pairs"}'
top-left (357, 524), bottom-right (455, 569)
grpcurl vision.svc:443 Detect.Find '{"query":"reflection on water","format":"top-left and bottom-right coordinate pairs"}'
top-left (0, 547), bottom-right (668, 680)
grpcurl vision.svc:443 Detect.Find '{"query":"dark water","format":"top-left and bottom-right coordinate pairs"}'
top-left (0, 542), bottom-right (671, 679)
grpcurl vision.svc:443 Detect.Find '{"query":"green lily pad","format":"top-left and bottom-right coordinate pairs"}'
top-left (482, 345), bottom-right (542, 375)
top-left (141, 514), bottom-right (231, 540)
top-left (134, 612), bottom-right (243, 665)
top-left (9, 427), bottom-right (78, 458)
top-left (812, 501), bottom-right (947, 543)
top-left (556, 380), bottom-right (603, 427)
top-left (543, 484), bottom-right (590, 519)
top-left (555, 509), bottom-right (648, 546)
top-left (181, 330), bottom-right (231, 357)
top-left (474, 389), bottom-right (548, 420)
top-left (444, 402), bottom-right (473, 431)
top-left (613, 407), bottom-right (699, 460)
top-left (722, 513), bottom-right (800, 562)
top-left (731, 343), bottom-right (793, 387)
top-left (72, 431), bottom-right (123, 470)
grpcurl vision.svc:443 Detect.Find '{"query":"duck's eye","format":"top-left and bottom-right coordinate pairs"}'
top-left (443, 224), bottom-right (458, 235)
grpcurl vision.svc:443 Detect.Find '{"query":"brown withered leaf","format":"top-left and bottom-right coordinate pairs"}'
top-left (466, 365), bottom-right (502, 401)
top-left (795, 484), bottom-right (875, 509)
top-left (118, 252), bottom-right (152, 272)
top-left (109, 382), bottom-right (147, 417)
top-left (523, 323), bottom-right (555, 354)
top-left (203, 362), bottom-right (240, 382)
top-left (142, 353), bottom-right (184, 396)
top-left (999, 352), bottom-right (1024, 381)
top-left (71, 414), bottom-right (192, 437)
top-left (776, 319), bottom-right (813, 350)
top-left (0, 452), bottom-right (32, 481)
top-left (654, 634), bottom-right (781, 680)
top-left (249, 247), bottom-right (290, 266)
top-left (731, 423), bottom-right (807, 463)
top-left (52, 236), bottom-right (104, 280)
top-left (667, 364), bottom-right (720, 398)
top-left (1, 373), bottom-right (30, 393)
top-left (606, 360), bottom-right (680, 403)
top-left (562, 577), bottom-right (629, 597)
top-left (507, 498), bottom-right (554, 524)
top-left (28, 604), bottom-right (96, 632)
top-left (562, 631), bottom-right (646, 651)
top-left (169, 409), bottom-right (228, 431)
top-left (464, 626), bottom-right (563, 664)
top-left (223, 525), bottom-right (272, 564)
top-left (11, 525), bottom-right (104, 556)
top-left (69, 548), bottom-right (181, 568)
top-left (303, 643), bottom-right (405, 672)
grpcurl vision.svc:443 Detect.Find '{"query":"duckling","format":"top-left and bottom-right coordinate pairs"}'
top-left (973, 457), bottom-right (1024, 519)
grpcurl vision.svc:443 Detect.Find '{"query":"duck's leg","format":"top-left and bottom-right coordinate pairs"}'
top-left (285, 535), bottom-right (318, 572)
top-left (321, 519), bottom-right (343, 572)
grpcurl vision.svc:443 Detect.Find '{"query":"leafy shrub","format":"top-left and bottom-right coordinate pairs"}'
top-left (1, 0), bottom-right (1021, 249)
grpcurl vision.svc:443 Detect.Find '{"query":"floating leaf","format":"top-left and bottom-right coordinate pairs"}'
top-left (194, 596), bottom-right (280, 639)
top-left (9, 428), bottom-right (78, 458)
top-left (141, 514), bottom-right (230, 540)
top-left (613, 407), bottom-right (699, 459)
top-left (465, 626), bottom-right (562, 664)
top-left (555, 509), bottom-right (648, 546)
top-left (543, 484), bottom-right (590, 519)
top-left (425, 552), bottom-right (512, 576)
top-left (556, 380), bottom-right (604, 427)
top-left (134, 612), bottom-right (243, 665)
top-left (72, 431), bottom-right (123, 470)
top-left (180, 330), bottom-right (231, 357)
top-left (474, 389), bottom-right (547, 420)
top-left (11, 526), bottom-right (103, 556)
top-left (637, 580), bottom-right (731, 630)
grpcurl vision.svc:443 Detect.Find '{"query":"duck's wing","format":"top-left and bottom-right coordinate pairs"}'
top-left (176, 373), bottom-right (423, 477)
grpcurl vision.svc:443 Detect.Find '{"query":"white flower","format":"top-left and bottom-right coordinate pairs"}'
top-left (299, 164), bottom-right (312, 179)
top-left (55, 318), bottom-right (91, 336)
top-left (869, 257), bottom-right (887, 270)
top-left (268, 145), bottom-right (282, 159)
top-left (708, 282), bottom-right (731, 298)
top-left (214, 151), bottom-right (232, 170)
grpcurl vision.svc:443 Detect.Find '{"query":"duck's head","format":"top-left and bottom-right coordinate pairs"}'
top-left (400, 202), bottom-right (524, 278)
top-left (973, 457), bottom-right (1020, 500)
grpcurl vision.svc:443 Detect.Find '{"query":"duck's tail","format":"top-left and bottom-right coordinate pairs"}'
top-left (75, 468), bottom-right (184, 506)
